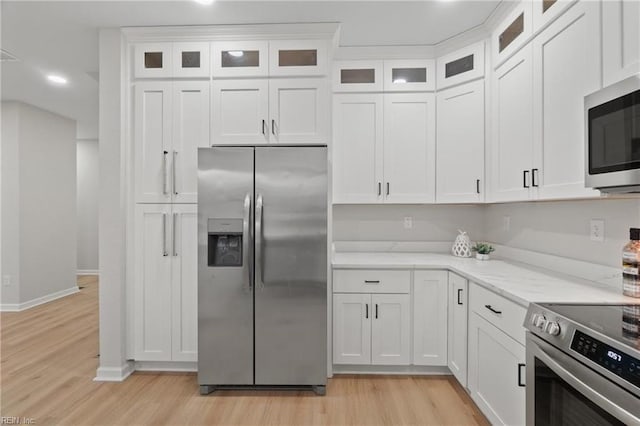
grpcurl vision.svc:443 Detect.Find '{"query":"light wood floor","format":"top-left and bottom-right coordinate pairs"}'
top-left (1, 276), bottom-right (489, 426)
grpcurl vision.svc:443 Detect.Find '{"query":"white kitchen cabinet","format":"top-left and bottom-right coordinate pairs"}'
top-left (171, 42), bottom-right (210, 78)
top-left (135, 81), bottom-right (210, 203)
top-left (447, 273), bottom-right (468, 387)
top-left (383, 93), bottom-right (436, 203)
top-left (134, 43), bottom-right (172, 79)
top-left (383, 59), bottom-right (435, 92)
top-left (412, 271), bottom-right (448, 366)
top-left (532, 1), bottom-right (601, 200)
top-left (371, 294), bottom-right (411, 365)
top-left (436, 41), bottom-right (485, 90)
top-left (134, 204), bottom-right (197, 362)
top-left (436, 80), bottom-right (485, 203)
top-left (333, 60), bottom-right (384, 93)
top-left (211, 79), bottom-right (269, 144)
top-left (212, 78), bottom-right (327, 145)
top-left (602, 0), bottom-right (640, 87)
top-left (333, 293), bottom-right (371, 365)
top-left (468, 312), bottom-right (526, 426)
top-left (134, 42), bottom-right (209, 78)
top-left (211, 40), bottom-right (269, 78)
top-left (332, 94), bottom-right (384, 204)
top-left (269, 39), bottom-right (328, 77)
top-left (532, 0), bottom-right (576, 33)
top-left (490, 44), bottom-right (534, 202)
top-left (493, 1), bottom-right (533, 66)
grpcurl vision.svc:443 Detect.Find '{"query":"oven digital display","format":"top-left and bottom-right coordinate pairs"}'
top-left (571, 330), bottom-right (640, 388)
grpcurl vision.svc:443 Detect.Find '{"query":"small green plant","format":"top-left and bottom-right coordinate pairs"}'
top-left (472, 242), bottom-right (495, 255)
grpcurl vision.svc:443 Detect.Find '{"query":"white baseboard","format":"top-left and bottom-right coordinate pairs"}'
top-left (332, 364), bottom-right (451, 375)
top-left (94, 361), bottom-right (135, 382)
top-left (77, 269), bottom-right (99, 276)
top-left (134, 361), bottom-right (198, 372)
top-left (0, 286), bottom-right (80, 312)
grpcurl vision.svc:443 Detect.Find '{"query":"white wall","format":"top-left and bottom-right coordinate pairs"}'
top-left (333, 204), bottom-right (486, 243)
top-left (77, 139), bottom-right (99, 272)
top-left (0, 101), bottom-right (77, 306)
top-left (484, 198), bottom-right (640, 269)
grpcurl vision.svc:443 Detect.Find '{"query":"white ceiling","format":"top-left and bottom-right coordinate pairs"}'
top-left (1, 0), bottom-right (501, 139)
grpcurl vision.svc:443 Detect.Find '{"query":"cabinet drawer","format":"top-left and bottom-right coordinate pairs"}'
top-left (333, 269), bottom-right (410, 294)
top-left (469, 283), bottom-right (527, 345)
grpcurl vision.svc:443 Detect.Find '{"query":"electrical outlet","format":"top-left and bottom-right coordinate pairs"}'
top-left (3, 275), bottom-right (12, 287)
top-left (404, 216), bottom-right (413, 229)
top-left (503, 216), bottom-right (511, 232)
top-left (590, 219), bottom-right (605, 242)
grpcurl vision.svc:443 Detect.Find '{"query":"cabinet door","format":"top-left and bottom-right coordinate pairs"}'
top-left (134, 82), bottom-right (172, 203)
top-left (493, 1), bottom-right (533, 66)
top-left (172, 42), bottom-right (210, 78)
top-left (383, 93), bottom-right (436, 203)
top-left (172, 82), bottom-right (210, 203)
top-left (332, 94), bottom-right (384, 204)
top-left (211, 79), bottom-right (269, 144)
top-left (134, 43), bottom-right (172, 79)
top-left (413, 271), bottom-right (448, 366)
top-left (269, 40), bottom-right (328, 76)
top-left (490, 44), bottom-right (534, 202)
top-left (211, 41), bottom-right (269, 78)
top-left (468, 312), bottom-right (526, 426)
top-left (448, 274), bottom-right (468, 387)
top-left (333, 60), bottom-right (384, 92)
top-left (533, 1), bottom-right (601, 200)
top-left (436, 80), bottom-right (485, 203)
top-left (268, 78), bottom-right (328, 144)
top-left (383, 59), bottom-right (435, 92)
top-left (134, 204), bottom-right (173, 361)
top-left (333, 293), bottom-right (371, 365)
top-left (532, 0), bottom-right (576, 32)
top-left (171, 205), bottom-right (198, 361)
top-left (371, 294), bottom-right (411, 365)
top-left (603, 0), bottom-right (640, 86)
top-left (436, 41), bottom-right (485, 90)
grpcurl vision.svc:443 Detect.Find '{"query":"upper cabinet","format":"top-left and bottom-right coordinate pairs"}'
top-left (333, 60), bottom-right (384, 93)
top-left (383, 59), bottom-right (435, 92)
top-left (134, 42), bottom-right (209, 79)
top-left (602, 0), bottom-right (640, 87)
top-left (436, 42), bottom-right (485, 90)
top-left (532, 0), bottom-right (577, 32)
top-left (269, 40), bottom-right (328, 77)
top-left (211, 41), bottom-right (269, 78)
top-left (492, 1), bottom-right (533, 66)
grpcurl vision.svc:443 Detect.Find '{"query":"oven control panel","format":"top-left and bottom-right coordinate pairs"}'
top-left (571, 330), bottom-right (640, 388)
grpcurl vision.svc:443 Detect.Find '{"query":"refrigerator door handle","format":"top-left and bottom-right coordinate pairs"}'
top-left (162, 213), bottom-right (168, 257)
top-left (242, 193), bottom-right (251, 292)
top-left (172, 151), bottom-right (178, 195)
top-left (162, 150), bottom-right (169, 195)
top-left (172, 213), bottom-right (178, 257)
top-left (255, 193), bottom-right (264, 290)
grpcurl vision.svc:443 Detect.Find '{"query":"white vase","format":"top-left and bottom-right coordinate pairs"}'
top-left (476, 253), bottom-right (490, 261)
top-left (451, 230), bottom-right (472, 258)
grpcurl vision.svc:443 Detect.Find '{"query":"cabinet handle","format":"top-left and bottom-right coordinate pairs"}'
top-left (378, 182), bottom-right (382, 196)
top-left (162, 150), bottom-right (169, 195)
top-left (375, 304), bottom-right (378, 319)
top-left (272, 119), bottom-right (276, 136)
top-left (365, 303), bottom-right (369, 319)
top-left (523, 170), bottom-right (530, 188)
top-left (457, 288), bottom-right (463, 305)
top-left (172, 213), bottom-right (178, 257)
top-left (364, 280), bottom-right (380, 284)
top-left (172, 151), bottom-right (178, 195)
top-left (532, 168), bottom-right (539, 187)
top-left (386, 182), bottom-right (390, 196)
top-left (517, 363), bottom-right (526, 387)
top-left (262, 119), bottom-right (266, 135)
top-left (162, 213), bottom-right (168, 257)
top-left (485, 304), bottom-right (502, 315)
top-left (476, 179), bottom-right (480, 194)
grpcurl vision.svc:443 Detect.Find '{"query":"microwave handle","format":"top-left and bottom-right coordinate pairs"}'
top-left (535, 344), bottom-right (640, 425)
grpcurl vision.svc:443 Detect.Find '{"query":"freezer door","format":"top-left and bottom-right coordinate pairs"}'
top-left (254, 146), bottom-right (328, 385)
top-left (198, 147), bottom-right (254, 386)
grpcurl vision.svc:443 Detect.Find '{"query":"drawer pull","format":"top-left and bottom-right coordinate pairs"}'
top-left (485, 304), bottom-right (502, 315)
top-left (364, 280), bottom-right (380, 284)
top-left (517, 363), bottom-right (526, 387)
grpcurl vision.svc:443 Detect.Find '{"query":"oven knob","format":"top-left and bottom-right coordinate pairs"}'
top-left (535, 315), bottom-right (547, 329)
top-left (546, 321), bottom-right (561, 336)
top-left (530, 314), bottom-right (540, 326)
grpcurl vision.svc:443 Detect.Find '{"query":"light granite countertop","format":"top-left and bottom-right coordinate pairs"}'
top-left (332, 251), bottom-right (640, 308)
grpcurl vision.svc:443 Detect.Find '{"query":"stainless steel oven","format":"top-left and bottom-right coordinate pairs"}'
top-left (585, 73), bottom-right (640, 193)
top-left (525, 304), bottom-right (640, 426)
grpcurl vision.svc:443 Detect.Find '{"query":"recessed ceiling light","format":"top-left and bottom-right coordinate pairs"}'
top-left (193, 0), bottom-right (214, 5)
top-left (227, 51), bottom-right (244, 57)
top-left (47, 74), bottom-right (68, 85)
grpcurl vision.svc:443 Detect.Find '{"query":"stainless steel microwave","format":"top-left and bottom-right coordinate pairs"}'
top-left (585, 74), bottom-right (640, 193)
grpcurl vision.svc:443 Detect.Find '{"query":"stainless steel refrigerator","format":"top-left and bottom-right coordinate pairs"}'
top-left (197, 145), bottom-right (327, 395)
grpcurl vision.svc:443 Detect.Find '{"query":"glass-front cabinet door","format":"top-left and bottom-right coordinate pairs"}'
top-left (333, 60), bottom-right (384, 92)
top-left (383, 59), bottom-right (435, 92)
top-left (134, 43), bottom-right (172, 78)
top-left (211, 41), bottom-right (269, 78)
top-left (436, 41), bottom-right (485, 90)
top-left (172, 42), bottom-right (210, 78)
top-left (269, 40), bottom-right (328, 77)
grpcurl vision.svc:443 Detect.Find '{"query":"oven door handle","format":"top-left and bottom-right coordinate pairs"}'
top-left (535, 345), bottom-right (640, 426)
